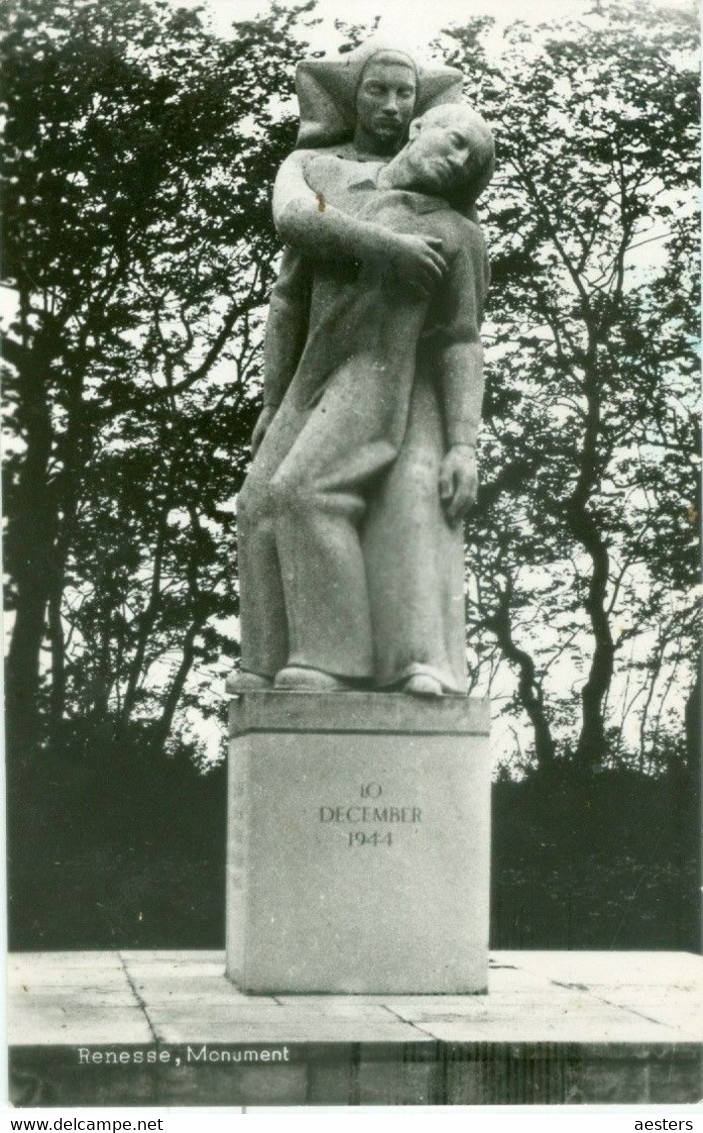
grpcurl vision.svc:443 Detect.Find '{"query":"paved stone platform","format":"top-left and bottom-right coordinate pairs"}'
top-left (8, 950), bottom-right (703, 1106)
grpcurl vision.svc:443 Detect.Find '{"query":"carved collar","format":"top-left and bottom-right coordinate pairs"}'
top-left (346, 171), bottom-right (452, 215)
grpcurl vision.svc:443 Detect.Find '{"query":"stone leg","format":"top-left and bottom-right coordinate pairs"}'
top-left (272, 488), bottom-right (374, 679)
top-left (236, 391), bottom-right (315, 679)
top-left (268, 359), bottom-right (401, 680)
top-left (363, 369), bottom-right (467, 693)
top-left (237, 472), bottom-right (289, 679)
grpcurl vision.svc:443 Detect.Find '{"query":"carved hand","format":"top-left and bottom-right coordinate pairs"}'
top-left (438, 445), bottom-right (478, 525)
top-left (251, 405), bottom-right (277, 456)
top-left (389, 233), bottom-right (447, 295)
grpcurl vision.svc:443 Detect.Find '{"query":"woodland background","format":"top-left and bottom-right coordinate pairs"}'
top-left (2, 0), bottom-right (700, 950)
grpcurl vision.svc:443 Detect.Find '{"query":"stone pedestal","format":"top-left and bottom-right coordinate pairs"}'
top-left (226, 692), bottom-right (491, 995)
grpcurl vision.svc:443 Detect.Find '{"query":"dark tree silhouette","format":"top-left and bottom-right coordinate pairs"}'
top-left (2, 0), bottom-right (310, 766)
top-left (2, 0), bottom-right (698, 781)
top-left (444, 3), bottom-right (699, 772)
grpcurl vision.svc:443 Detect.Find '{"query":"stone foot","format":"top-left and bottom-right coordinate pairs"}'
top-left (403, 673), bottom-right (444, 697)
top-left (226, 670), bottom-right (273, 694)
top-left (274, 666), bottom-right (355, 692)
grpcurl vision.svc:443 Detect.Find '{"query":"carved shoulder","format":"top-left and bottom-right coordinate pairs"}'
top-left (272, 148), bottom-right (331, 227)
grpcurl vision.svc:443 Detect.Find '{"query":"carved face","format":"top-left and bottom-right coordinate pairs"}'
top-left (355, 55), bottom-right (417, 152)
top-left (404, 109), bottom-right (490, 196)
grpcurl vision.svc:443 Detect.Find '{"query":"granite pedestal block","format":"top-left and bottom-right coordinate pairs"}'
top-left (226, 691), bottom-right (491, 994)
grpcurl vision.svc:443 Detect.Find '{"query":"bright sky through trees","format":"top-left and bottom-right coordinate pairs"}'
top-left (2, 0), bottom-right (697, 776)
top-left (173, 0), bottom-right (695, 60)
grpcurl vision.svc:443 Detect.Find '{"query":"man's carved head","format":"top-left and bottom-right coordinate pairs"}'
top-left (295, 40), bottom-right (463, 152)
top-left (354, 50), bottom-right (418, 155)
top-left (402, 104), bottom-right (495, 206)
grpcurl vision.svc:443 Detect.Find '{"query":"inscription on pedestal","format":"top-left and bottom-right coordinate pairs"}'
top-left (227, 693), bottom-right (491, 993)
top-left (318, 781), bottom-right (422, 848)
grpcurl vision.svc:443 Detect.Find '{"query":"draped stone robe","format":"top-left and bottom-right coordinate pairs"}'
top-left (237, 154), bottom-right (489, 692)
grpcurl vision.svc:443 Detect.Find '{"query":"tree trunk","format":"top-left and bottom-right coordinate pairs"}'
top-left (684, 653), bottom-right (701, 784)
top-left (4, 322), bottom-right (61, 766)
top-left (150, 616), bottom-right (205, 759)
top-left (567, 504), bottom-right (615, 768)
top-left (566, 354), bottom-right (615, 770)
top-left (486, 581), bottom-right (556, 769)
top-left (46, 361), bottom-right (88, 746)
top-left (119, 470), bottom-right (175, 730)
top-left (47, 584), bottom-right (66, 751)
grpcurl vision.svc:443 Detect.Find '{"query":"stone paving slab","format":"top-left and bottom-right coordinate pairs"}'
top-left (10, 1003), bottom-right (154, 1046)
top-left (621, 1003), bottom-right (702, 1040)
top-left (486, 964), bottom-right (590, 995)
top-left (10, 988), bottom-right (137, 1008)
top-left (497, 950), bottom-right (703, 987)
top-left (119, 950), bottom-right (224, 962)
top-left (8, 969), bottom-right (129, 989)
top-left (8, 949), bottom-right (703, 1047)
top-left (122, 959), bottom-right (227, 980)
top-left (150, 1018), bottom-right (424, 1044)
top-left (391, 1002), bottom-right (690, 1044)
top-left (126, 975), bottom-right (263, 1005)
top-left (275, 995), bottom-right (481, 1009)
top-left (580, 989), bottom-right (703, 1041)
top-left (147, 1004), bottom-right (424, 1044)
top-left (9, 952), bottom-right (125, 970)
top-left (275, 969), bottom-right (562, 1005)
top-left (148, 1003), bottom-right (411, 1023)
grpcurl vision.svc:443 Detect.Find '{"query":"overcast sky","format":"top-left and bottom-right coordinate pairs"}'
top-left (176, 0), bottom-right (694, 56)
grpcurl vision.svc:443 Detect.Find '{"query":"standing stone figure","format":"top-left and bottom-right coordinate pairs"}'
top-left (233, 44), bottom-right (493, 696)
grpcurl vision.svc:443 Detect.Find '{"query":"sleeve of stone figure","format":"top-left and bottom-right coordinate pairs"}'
top-left (273, 152), bottom-right (398, 267)
top-left (262, 247), bottom-right (312, 409)
top-left (434, 225), bottom-right (489, 449)
top-left (272, 150), bottom-right (319, 234)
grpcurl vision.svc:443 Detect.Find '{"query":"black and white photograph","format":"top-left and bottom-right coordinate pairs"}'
top-left (2, 0), bottom-right (701, 1113)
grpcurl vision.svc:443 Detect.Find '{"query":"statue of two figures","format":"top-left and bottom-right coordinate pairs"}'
top-left (231, 42), bottom-right (494, 699)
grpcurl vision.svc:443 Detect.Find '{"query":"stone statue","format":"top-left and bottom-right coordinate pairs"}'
top-left (232, 43), bottom-right (493, 697)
